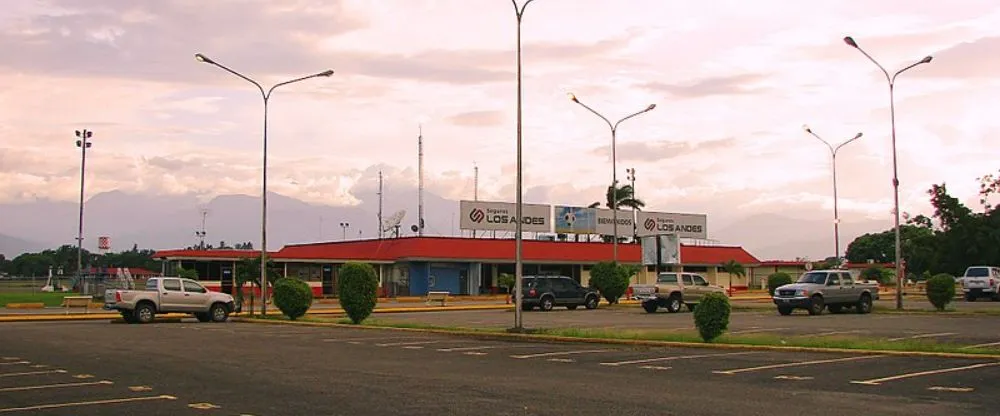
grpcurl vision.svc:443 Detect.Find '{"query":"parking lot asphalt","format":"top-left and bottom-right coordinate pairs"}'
top-left (365, 306), bottom-right (1000, 349)
top-left (1, 320), bottom-right (998, 415)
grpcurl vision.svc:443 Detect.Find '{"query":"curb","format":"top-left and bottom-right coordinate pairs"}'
top-left (4, 303), bottom-right (45, 309)
top-left (236, 317), bottom-right (1000, 360)
top-left (0, 313), bottom-right (191, 323)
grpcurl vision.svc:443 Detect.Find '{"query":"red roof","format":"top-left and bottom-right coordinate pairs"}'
top-left (155, 237), bottom-right (760, 265)
top-left (758, 260), bottom-right (895, 269)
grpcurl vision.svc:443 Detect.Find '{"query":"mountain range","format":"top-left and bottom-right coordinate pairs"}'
top-left (0, 187), bottom-right (890, 261)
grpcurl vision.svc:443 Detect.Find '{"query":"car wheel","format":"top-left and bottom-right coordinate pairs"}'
top-left (210, 303), bottom-right (229, 322)
top-left (665, 294), bottom-right (682, 313)
top-left (856, 294), bottom-right (873, 314)
top-left (584, 295), bottom-right (599, 310)
top-left (777, 306), bottom-right (793, 316)
top-left (540, 296), bottom-right (554, 312)
top-left (807, 296), bottom-right (824, 316)
top-left (642, 301), bottom-right (658, 313)
top-left (134, 303), bottom-right (155, 324)
top-left (194, 312), bottom-right (211, 322)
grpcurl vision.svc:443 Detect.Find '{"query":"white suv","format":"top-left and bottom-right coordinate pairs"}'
top-left (961, 266), bottom-right (1000, 301)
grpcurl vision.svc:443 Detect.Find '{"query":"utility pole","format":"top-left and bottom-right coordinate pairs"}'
top-left (473, 162), bottom-right (479, 238)
top-left (339, 222), bottom-right (350, 240)
top-left (418, 125), bottom-right (425, 236)
top-left (196, 208), bottom-right (209, 249)
top-left (377, 170), bottom-right (384, 239)
top-left (75, 129), bottom-right (93, 294)
top-left (626, 168), bottom-right (636, 243)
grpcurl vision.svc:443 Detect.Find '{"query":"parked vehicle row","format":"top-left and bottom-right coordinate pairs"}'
top-left (512, 275), bottom-right (601, 311)
top-left (638, 272), bottom-right (726, 313)
top-left (104, 277), bottom-right (235, 324)
top-left (771, 270), bottom-right (878, 315)
top-left (960, 266), bottom-right (1000, 301)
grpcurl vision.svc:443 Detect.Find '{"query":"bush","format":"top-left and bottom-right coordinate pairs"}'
top-left (693, 292), bottom-right (731, 342)
top-left (497, 273), bottom-right (515, 294)
top-left (925, 273), bottom-right (956, 311)
top-left (589, 261), bottom-right (630, 304)
top-left (766, 272), bottom-right (793, 296)
top-left (338, 262), bottom-right (378, 324)
top-left (273, 278), bottom-right (313, 320)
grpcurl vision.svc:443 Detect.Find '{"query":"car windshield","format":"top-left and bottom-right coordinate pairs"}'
top-left (796, 272), bottom-right (827, 284)
top-left (965, 267), bottom-right (989, 277)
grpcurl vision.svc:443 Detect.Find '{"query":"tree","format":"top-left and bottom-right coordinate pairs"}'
top-left (588, 184), bottom-right (645, 243)
top-left (339, 263), bottom-right (378, 324)
top-left (235, 255), bottom-right (282, 314)
top-left (720, 260), bottom-right (745, 294)
top-left (844, 225), bottom-right (937, 277)
top-left (588, 261), bottom-right (630, 304)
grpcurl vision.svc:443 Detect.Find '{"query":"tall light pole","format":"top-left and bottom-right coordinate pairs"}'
top-left (569, 93), bottom-right (655, 262)
top-left (75, 129), bottom-right (93, 294)
top-left (626, 168), bottom-right (638, 242)
top-left (843, 36), bottom-right (932, 310)
top-left (803, 125), bottom-right (863, 265)
top-left (511, 0), bottom-right (536, 331)
top-left (195, 53), bottom-right (333, 316)
top-left (340, 222), bottom-right (350, 240)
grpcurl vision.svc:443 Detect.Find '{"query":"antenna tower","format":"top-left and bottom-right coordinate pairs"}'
top-left (196, 208), bottom-right (209, 249)
top-left (418, 125), bottom-right (425, 236)
top-left (377, 170), bottom-right (384, 239)
top-left (472, 162), bottom-right (478, 238)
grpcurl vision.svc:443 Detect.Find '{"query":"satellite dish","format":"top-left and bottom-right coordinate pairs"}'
top-left (410, 225), bottom-right (419, 232)
top-left (382, 210), bottom-right (405, 232)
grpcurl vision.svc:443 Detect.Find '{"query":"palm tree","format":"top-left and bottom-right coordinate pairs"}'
top-left (588, 184), bottom-right (645, 243)
top-left (721, 260), bottom-right (746, 296)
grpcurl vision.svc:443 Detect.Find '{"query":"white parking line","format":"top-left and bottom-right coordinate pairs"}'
top-left (729, 328), bottom-right (789, 335)
top-left (850, 362), bottom-right (1000, 386)
top-left (714, 355), bottom-right (885, 375)
top-left (639, 365), bottom-right (671, 371)
top-left (811, 330), bottom-right (863, 337)
top-left (0, 361), bottom-right (30, 366)
top-left (511, 349), bottom-right (609, 359)
top-left (961, 341), bottom-right (1000, 349)
top-left (887, 332), bottom-right (956, 342)
top-left (375, 340), bottom-right (442, 347)
top-left (0, 370), bottom-right (67, 378)
top-left (774, 375), bottom-right (814, 381)
top-left (600, 351), bottom-right (761, 366)
top-left (927, 386), bottom-right (975, 392)
top-left (0, 380), bottom-right (113, 393)
top-left (437, 346), bottom-right (498, 352)
top-left (324, 336), bottom-right (428, 343)
top-left (547, 358), bottom-right (576, 363)
top-left (0, 395), bottom-right (177, 413)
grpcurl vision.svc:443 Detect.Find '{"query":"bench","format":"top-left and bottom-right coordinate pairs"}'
top-left (61, 296), bottom-right (94, 314)
top-left (426, 291), bottom-right (450, 306)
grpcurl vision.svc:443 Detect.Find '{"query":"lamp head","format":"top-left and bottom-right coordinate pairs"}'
top-left (843, 36), bottom-right (858, 48)
top-left (75, 130), bottom-right (81, 137)
top-left (919, 56), bottom-right (933, 64)
top-left (194, 53), bottom-right (214, 64)
top-left (802, 124), bottom-right (812, 133)
top-left (645, 104), bottom-right (656, 111)
top-left (853, 132), bottom-right (863, 139)
top-left (318, 69), bottom-right (335, 77)
top-left (567, 92), bottom-right (578, 102)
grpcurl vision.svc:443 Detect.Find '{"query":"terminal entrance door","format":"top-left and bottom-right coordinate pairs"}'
top-left (322, 265), bottom-right (335, 296)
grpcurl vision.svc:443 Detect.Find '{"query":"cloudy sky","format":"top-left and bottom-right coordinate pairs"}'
top-left (1, 0), bottom-right (998, 242)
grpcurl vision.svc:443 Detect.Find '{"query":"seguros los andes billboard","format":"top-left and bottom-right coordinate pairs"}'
top-left (636, 211), bottom-right (707, 239)
top-left (460, 200), bottom-right (551, 232)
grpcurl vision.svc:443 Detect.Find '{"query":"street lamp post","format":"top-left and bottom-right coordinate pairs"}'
top-left (195, 53), bottom-right (333, 317)
top-left (340, 222), bottom-right (350, 240)
top-left (511, 0), bottom-right (536, 331)
top-left (843, 36), bottom-right (932, 310)
top-left (803, 126), bottom-right (863, 265)
top-left (75, 129), bottom-right (93, 294)
top-left (569, 93), bottom-right (655, 262)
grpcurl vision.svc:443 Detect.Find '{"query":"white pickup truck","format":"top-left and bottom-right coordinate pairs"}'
top-left (961, 266), bottom-right (1000, 301)
top-left (104, 277), bottom-right (235, 324)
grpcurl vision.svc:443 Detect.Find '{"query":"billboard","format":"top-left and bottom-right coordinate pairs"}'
top-left (459, 200), bottom-right (551, 232)
top-left (641, 234), bottom-right (682, 265)
top-left (636, 211), bottom-right (708, 239)
top-left (554, 206), bottom-right (596, 233)
top-left (595, 209), bottom-right (634, 236)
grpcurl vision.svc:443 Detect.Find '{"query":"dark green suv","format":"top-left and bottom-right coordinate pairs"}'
top-left (513, 275), bottom-right (600, 311)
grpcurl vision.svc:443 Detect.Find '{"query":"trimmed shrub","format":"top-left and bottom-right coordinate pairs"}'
top-left (338, 262), bottom-right (379, 324)
top-left (589, 261), bottom-right (630, 304)
top-left (273, 278), bottom-right (313, 320)
top-left (693, 292), bottom-right (731, 342)
top-left (766, 272), bottom-right (793, 296)
top-left (498, 273), bottom-right (515, 294)
top-left (925, 273), bottom-right (956, 311)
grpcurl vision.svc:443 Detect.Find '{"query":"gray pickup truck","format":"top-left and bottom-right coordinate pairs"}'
top-left (772, 270), bottom-right (878, 316)
top-left (104, 277), bottom-right (235, 324)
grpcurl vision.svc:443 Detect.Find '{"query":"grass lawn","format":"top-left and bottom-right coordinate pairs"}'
top-left (0, 292), bottom-right (87, 307)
